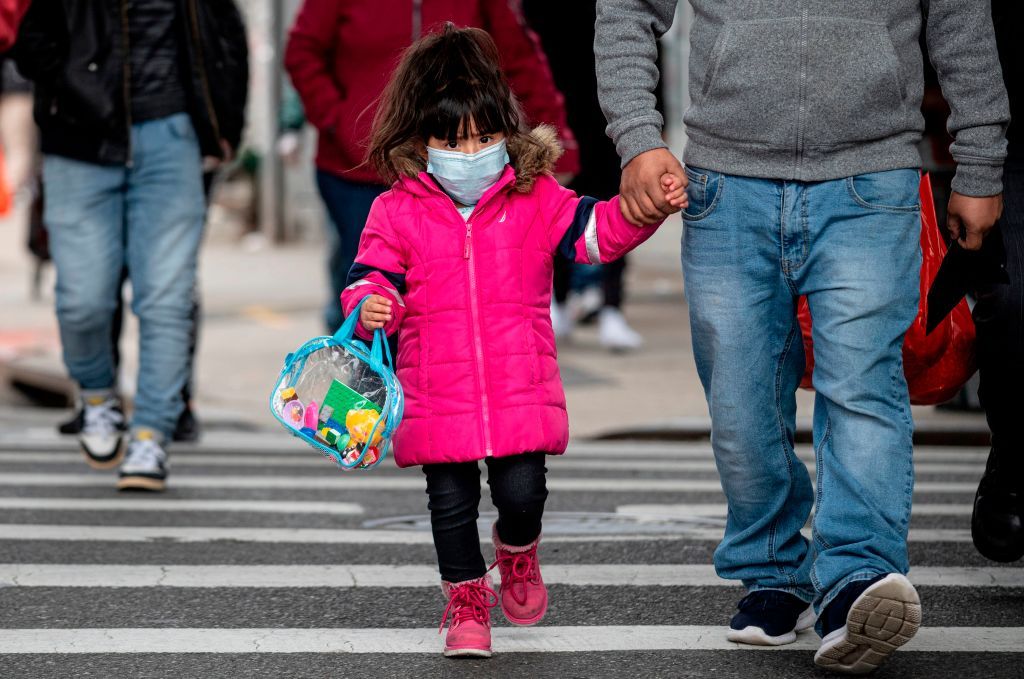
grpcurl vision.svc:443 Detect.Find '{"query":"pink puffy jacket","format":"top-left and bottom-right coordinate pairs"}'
top-left (341, 128), bottom-right (660, 467)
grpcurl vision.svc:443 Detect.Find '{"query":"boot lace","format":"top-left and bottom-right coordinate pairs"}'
top-left (439, 580), bottom-right (497, 633)
top-left (490, 545), bottom-right (540, 606)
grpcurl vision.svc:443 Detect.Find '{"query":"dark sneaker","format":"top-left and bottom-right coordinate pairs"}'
top-left (172, 403), bottom-right (201, 443)
top-left (58, 407), bottom-right (85, 435)
top-left (117, 430), bottom-right (169, 492)
top-left (78, 393), bottom-right (126, 469)
top-left (726, 590), bottom-right (816, 646)
top-left (971, 448), bottom-right (1024, 563)
top-left (814, 573), bottom-right (921, 674)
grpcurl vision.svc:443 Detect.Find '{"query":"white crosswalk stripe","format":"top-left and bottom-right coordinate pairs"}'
top-left (1, 626), bottom-right (1021, 654)
top-left (0, 433), bottom-right (1018, 674)
top-left (0, 472), bottom-right (983, 493)
top-left (2, 564), bottom-right (1021, 588)
top-left (0, 450), bottom-right (987, 474)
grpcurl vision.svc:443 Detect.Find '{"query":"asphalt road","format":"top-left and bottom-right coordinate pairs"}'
top-left (0, 429), bottom-right (1021, 679)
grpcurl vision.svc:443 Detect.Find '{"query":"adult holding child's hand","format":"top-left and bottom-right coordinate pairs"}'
top-left (620, 148), bottom-right (687, 225)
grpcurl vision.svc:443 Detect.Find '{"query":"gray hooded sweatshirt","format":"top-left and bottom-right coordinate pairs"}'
top-left (595, 0), bottom-right (1010, 196)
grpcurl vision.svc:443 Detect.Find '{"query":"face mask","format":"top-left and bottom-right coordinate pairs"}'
top-left (426, 139), bottom-right (509, 206)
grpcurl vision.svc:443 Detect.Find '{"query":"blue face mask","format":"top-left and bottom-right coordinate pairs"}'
top-left (426, 139), bottom-right (509, 206)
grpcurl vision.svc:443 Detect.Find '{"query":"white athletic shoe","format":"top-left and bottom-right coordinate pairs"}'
top-left (117, 429), bottom-right (169, 492)
top-left (814, 573), bottom-right (922, 674)
top-left (599, 308), bottom-right (643, 351)
top-left (78, 392), bottom-right (126, 469)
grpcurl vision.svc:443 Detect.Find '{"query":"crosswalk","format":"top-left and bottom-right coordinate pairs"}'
top-left (0, 430), bottom-right (1022, 677)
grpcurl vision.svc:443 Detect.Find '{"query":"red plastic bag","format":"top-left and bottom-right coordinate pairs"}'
top-left (798, 173), bottom-right (976, 405)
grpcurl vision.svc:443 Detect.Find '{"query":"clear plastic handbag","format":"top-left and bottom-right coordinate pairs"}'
top-left (269, 298), bottom-right (404, 470)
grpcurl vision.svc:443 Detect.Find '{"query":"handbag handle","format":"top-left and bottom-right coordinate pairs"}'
top-left (333, 297), bottom-right (367, 344)
top-left (336, 296), bottom-right (394, 371)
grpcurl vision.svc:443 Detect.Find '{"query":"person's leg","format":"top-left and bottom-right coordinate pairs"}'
top-left (602, 256), bottom-right (626, 309)
top-left (972, 169), bottom-right (1024, 562)
top-left (682, 169), bottom-right (815, 601)
top-left (797, 170), bottom-right (920, 612)
top-left (796, 170), bottom-right (921, 673)
top-left (485, 452), bottom-right (549, 626)
top-left (42, 154), bottom-right (128, 464)
top-left (315, 170), bottom-right (385, 332)
top-left (41, 155), bottom-right (126, 394)
top-left (598, 255), bottom-right (643, 350)
top-left (123, 113), bottom-right (206, 442)
top-left (423, 461), bottom-right (487, 583)
top-left (485, 452), bottom-right (549, 546)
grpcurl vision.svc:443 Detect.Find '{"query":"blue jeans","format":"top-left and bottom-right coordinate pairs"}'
top-left (315, 170), bottom-right (385, 332)
top-left (681, 167), bottom-right (921, 617)
top-left (43, 113), bottom-right (206, 439)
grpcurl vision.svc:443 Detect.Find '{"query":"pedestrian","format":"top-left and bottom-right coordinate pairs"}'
top-left (284, 0), bottom-right (579, 334)
top-left (523, 0), bottom-right (646, 351)
top-left (12, 0), bottom-right (248, 490)
top-left (342, 24), bottom-right (677, 658)
top-left (595, 0), bottom-right (1009, 673)
top-left (972, 0), bottom-right (1024, 564)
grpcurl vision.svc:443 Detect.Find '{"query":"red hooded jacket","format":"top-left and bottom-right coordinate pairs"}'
top-left (284, 0), bottom-right (579, 185)
top-left (0, 0), bottom-right (30, 50)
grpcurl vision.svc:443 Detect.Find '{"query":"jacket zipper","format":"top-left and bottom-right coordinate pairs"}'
top-left (119, 0), bottom-right (134, 167)
top-left (186, 0), bottom-right (223, 146)
top-left (462, 217), bottom-right (494, 457)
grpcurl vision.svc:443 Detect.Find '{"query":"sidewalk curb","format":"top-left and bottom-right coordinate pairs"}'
top-left (592, 416), bottom-right (991, 447)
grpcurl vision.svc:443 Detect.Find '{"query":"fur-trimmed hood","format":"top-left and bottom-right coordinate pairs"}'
top-left (386, 124), bottom-right (563, 194)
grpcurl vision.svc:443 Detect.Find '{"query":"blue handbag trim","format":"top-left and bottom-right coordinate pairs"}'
top-left (269, 298), bottom-right (403, 470)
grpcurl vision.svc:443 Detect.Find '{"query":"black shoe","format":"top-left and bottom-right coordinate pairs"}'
top-left (972, 448), bottom-right (1024, 562)
top-left (814, 574), bottom-right (921, 674)
top-left (172, 403), bottom-right (201, 443)
top-left (726, 589), bottom-right (815, 646)
top-left (58, 407), bottom-right (85, 435)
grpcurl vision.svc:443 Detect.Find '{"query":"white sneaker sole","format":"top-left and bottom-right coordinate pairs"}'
top-left (726, 605), bottom-right (816, 646)
top-left (79, 435), bottom-right (125, 470)
top-left (813, 574), bottom-right (921, 675)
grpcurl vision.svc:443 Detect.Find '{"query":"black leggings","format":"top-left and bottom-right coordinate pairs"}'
top-left (423, 453), bottom-right (549, 583)
top-left (975, 169), bottom-right (1024, 476)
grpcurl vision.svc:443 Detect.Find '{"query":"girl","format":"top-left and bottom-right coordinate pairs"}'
top-left (342, 24), bottom-right (682, 658)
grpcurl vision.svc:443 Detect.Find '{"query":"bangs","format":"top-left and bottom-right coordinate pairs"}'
top-left (421, 80), bottom-right (518, 142)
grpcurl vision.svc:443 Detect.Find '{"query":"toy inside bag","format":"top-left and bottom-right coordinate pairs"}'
top-left (270, 298), bottom-right (403, 470)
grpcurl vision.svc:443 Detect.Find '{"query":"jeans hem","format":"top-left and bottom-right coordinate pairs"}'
top-left (814, 569), bottom-right (889, 615)
top-left (747, 583), bottom-right (815, 603)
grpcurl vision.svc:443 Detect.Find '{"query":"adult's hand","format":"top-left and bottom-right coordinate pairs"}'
top-left (947, 192), bottom-right (1003, 251)
top-left (620, 148), bottom-right (686, 226)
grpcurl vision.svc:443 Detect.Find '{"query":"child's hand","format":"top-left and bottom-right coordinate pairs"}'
top-left (360, 294), bottom-right (393, 331)
top-left (662, 172), bottom-right (689, 210)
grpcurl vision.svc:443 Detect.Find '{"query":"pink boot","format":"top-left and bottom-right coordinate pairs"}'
top-left (439, 574), bottom-right (497, 658)
top-left (490, 524), bottom-right (548, 626)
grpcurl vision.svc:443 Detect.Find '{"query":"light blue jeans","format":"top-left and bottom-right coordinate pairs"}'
top-left (681, 166), bottom-right (921, 618)
top-left (43, 113), bottom-right (206, 439)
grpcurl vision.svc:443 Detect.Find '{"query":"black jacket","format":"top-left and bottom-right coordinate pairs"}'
top-left (12, 0), bottom-right (248, 165)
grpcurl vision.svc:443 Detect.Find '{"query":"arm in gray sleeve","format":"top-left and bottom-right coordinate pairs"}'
top-left (923, 0), bottom-right (1010, 196)
top-left (595, 0), bottom-right (678, 167)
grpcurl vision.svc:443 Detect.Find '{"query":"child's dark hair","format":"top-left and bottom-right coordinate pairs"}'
top-left (368, 23), bottom-right (539, 184)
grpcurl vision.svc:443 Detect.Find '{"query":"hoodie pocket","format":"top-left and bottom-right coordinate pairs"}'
top-left (688, 17), bottom-right (907, 151)
top-left (802, 18), bottom-right (907, 148)
top-left (688, 18), bottom-right (803, 148)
